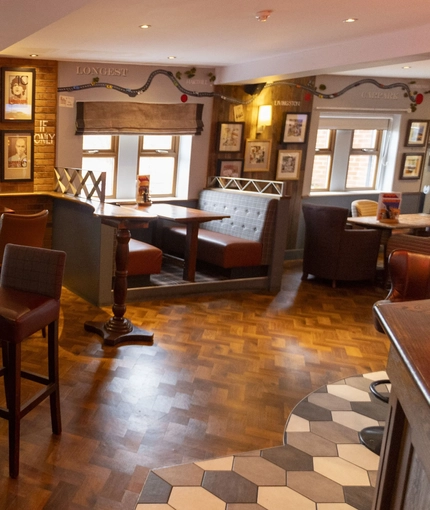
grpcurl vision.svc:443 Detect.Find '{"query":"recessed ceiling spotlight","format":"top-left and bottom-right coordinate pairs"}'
top-left (167, 56), bottom-right (176, 60)
top-left (29, 54), bottom-right (38, 57)
top-left (139, 24), bottom-right (151, 29)
top-left (403, 66), bottom-right (411, 69)
top-left (255, 10), bottom-right (272, 22)
top-left (343, 18), bottom-right (358, 23)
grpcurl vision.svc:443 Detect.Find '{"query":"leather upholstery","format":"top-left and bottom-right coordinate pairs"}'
top-left (374, 250), bottom-right (430, 332)
top-left (163, 226), bottom-right (263, 268)
top-left (0, 210), bottom-right (49, 263)
top-left (128, 239), bottom-right (162, 276)
top-left (385, 250), bottom-right (430, 302)
top-left (302, 203), bottom-right (382, 287)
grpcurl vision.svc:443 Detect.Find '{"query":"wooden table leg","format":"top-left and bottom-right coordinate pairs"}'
top-left (84, 227), bottom-right (154, 346)
top-left (183, 223), bottom-right (199, 282)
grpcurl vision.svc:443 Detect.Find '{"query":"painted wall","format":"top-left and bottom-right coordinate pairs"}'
top-left (56, 61), bottom-right (215, 199)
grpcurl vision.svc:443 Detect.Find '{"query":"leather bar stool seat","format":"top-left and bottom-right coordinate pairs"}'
top-left (0, 244), bottom-right (66, 478)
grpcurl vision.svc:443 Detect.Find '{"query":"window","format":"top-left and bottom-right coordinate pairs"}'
top-left (311, 115), bottom-right (390, 192)
top-left (82, 135), bottom-right (117, 196)
top-left (82, 134), bottom-right (179, 199)
top-left (138, 135), bottom-right (178, 196)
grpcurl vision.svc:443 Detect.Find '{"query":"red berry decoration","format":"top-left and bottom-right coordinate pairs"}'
top-left (304, 92), bottom-right (312, 101)
top-left (415, 93), bottom-right (424, 105)
top-left (181, 94), bottom-right (188, 103)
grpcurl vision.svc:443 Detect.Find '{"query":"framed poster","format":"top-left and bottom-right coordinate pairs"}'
top-left (217, 122), bottom-right (244, 152)
top-left (282, 113), bottom-right (309, 143)
top-left (243, 139), bottom-right (271, 172)
top-left (1, 131), bottom-right (34, 181)
top-left (1, 68), bottom-right (35, 121)
top-left (399, 153), bottom-right (423, 180)
top-left (405, 120), bottom-right (429, 147)
top-left (276, 150), bottom-right (302, 180)
top-left (217, 159), bottom-right (243, 177)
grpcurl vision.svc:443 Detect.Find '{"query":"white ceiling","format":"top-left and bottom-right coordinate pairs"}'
top-left (1, 0), bottom-right (430, 85)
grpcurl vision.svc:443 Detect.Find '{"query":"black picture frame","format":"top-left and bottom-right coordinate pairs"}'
top-left (399, 153), bottom-right (424, 180)
top-left (217, 159), bottom-right (243, 177)
top-left (1, 67), bottom-right (36, 122)
top-left (217, 122), bottom-right (244, 152)
top-left (1, 131), bottom-right (34, 182)
top-left (405, 120), bottom-right (429, 147)
top-left (282, 113), bottom-right (309, 144)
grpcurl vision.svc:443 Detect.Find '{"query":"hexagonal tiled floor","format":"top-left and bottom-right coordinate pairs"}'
top-left (136, 372), bottom-right (389, 510)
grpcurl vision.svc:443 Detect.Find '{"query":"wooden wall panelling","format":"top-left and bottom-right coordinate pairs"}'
top-left (209, 77), bottom-right (315, 251)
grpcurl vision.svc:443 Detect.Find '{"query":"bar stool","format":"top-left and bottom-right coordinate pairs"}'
top-left (0, 244), bottom-right (66, 478)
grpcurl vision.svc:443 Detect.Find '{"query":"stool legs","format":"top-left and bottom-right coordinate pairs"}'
top-left (48, 321), bottom-right (61, 435)
top-left (1, 321), bottom-right (61, 478)
top-left (6, 341), bottom-right (22, 479)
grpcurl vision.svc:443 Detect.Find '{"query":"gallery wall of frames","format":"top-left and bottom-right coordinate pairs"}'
top-left (0, 58), bottom-right (57, 193)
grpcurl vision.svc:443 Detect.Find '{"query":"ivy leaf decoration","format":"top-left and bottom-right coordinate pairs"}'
top-left (175, 71), bottom-right (182, 80)
top-left (185, 67), bottom-right (196, 79)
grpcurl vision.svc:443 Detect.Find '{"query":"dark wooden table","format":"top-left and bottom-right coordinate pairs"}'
top-left (84, 202), bottom-right (158, 346)
top-left (126, 203), bottom-right (230, 282)
top-left (372, 299), bottom-right (430, 509)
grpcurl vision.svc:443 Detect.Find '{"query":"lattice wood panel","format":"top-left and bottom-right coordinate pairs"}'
top-left (54, 167), bottom-right (106, 202)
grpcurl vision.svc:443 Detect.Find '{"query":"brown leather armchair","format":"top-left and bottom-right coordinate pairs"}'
top-left (302, 203), bottom-right (382, 287)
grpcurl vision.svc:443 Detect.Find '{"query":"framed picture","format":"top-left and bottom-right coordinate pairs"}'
top-left (217, 159), bottom-right (243, 177)
top-left (276, 150), bottom-right (302, 180)
top-left (405, 120), bottom-right (429, 147)
top-left (400, 153), bottom-right (423, 180)
top-left (1, 131), bottom-right (34, 181)
top-left (1, 68), bottom-right (35, 121)
top-left (243, 139), bottom-right (272, 172)
top-left (282, 113), bottom-right (309, 143)
top-left (217, 122), bottom-right (244, 152)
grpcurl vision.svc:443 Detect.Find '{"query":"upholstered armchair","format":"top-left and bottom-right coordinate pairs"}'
top-left (302, 203), bottom-right (382, 287)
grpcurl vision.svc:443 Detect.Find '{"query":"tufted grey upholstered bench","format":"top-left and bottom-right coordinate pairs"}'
top-left (162, 189), bottom-right (279, 271)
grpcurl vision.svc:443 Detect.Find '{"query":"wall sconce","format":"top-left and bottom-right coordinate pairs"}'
top-left (257, 105), bottom-right (272, 134)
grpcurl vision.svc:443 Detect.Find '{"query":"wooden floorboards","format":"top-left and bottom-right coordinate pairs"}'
top-left (0, 261), bottom-right (389, 509)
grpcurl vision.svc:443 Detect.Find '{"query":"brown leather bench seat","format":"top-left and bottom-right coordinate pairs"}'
top-left (163, 226), bottom-right (263, 268)
top-left (128, 238), bottom-right (162, 275)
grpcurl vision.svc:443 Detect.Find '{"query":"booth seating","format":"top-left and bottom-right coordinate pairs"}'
top-left (162, 189), bottom-right (279, 276)
top-left (122, 238), bottom-right (162, 287)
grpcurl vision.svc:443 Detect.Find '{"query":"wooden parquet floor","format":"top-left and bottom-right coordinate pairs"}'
top-left (0, 261), bottom-right (389, 509)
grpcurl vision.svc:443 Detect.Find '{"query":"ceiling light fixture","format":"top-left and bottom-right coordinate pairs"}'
top-left (255, 10), bottom-right (272, 22)
top-left (29, 54), bottom-right (38, 57)
top-left (343, 18), bottom-right (358, 23)
top-left (139, 24), bottom-right (151, 29)
top-left (403, 66), bottom-right (411, 69)
top-left (167, 56), bottom-right (176, 60)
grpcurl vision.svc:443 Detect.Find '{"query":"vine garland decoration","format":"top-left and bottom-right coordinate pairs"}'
top-left (57, 69), bottom-right (424, 109)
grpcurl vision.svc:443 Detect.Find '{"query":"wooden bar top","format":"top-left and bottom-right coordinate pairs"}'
top-left (373, 298), bottom-right (430, 406)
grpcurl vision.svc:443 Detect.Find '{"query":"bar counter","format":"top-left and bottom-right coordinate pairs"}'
top-left (372, 299), bottom-right (430, 509)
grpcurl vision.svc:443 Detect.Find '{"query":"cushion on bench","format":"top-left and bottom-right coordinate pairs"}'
top-left (163, 226), bottom-right (262, 268)
top-left (128, 238), bottom-right (162, 275)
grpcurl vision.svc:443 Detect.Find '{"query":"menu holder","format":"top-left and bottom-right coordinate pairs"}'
top-left (377, 192), bottom-right (402, 223)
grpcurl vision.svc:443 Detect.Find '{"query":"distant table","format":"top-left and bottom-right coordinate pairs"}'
top-left (348, 213), bottom-right (430, 276)
top-left (348, 213), bottom-right (430, 233)
top-left (84, 202), bottom-right (157, 346)
top-left (126, 203), bottom-right (230, 282)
